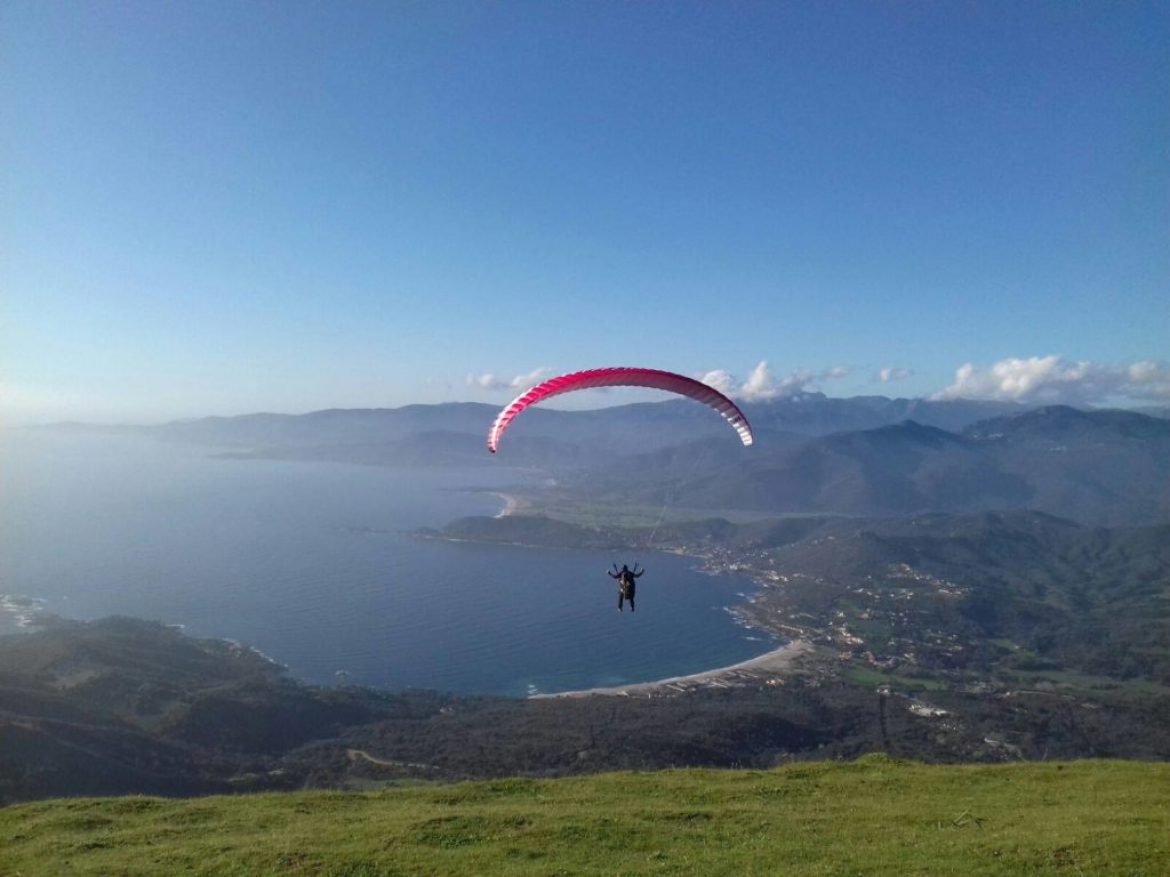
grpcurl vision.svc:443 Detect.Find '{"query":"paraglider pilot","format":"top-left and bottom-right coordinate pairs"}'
top-left (609, 563), bottom-right (643, 612)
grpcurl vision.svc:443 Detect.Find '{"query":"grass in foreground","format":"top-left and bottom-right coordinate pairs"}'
top-left (2, 757), bottom-right (1167, 876)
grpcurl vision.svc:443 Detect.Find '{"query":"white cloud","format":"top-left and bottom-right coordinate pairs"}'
top-left (508, 367), bottom-right (550, 390)
top-left (466, 367), bottom-right (550, 392)
top-left (878, 366), bottom-right (913, 383)
top-left (700, 361), bottom-right (849, 402)
top-left (697, 368), bottom-right (736, 396)
top-left (932, 356), bottom-right (1170, 404)
top-left (742, 361), bottom-right (792, 400)
top-left (466, 373), bottom-right (505, 390)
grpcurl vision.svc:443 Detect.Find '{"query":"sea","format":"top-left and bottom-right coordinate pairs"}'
top-left (0, 430), bottom-right (778, 696)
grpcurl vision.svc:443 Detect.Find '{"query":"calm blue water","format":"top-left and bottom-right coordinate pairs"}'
top-left (0, 432), bottom-right (776, 695)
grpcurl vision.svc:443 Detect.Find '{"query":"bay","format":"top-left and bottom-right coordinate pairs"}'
top-left (0, 431), bottom-right (776, 695)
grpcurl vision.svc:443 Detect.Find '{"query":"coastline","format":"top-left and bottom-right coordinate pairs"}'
top-left (422, 506), bottom-right (815, 698)
top-left (530, 638), bottom-right (811, 699)
top-left (492, 492), bottom-right (523, 518)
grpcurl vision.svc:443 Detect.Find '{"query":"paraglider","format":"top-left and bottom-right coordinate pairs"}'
top-left (486, 366), bottom-right (754, 453)
top-left (485, 366), bottom-right (752, 616)
top-left (609, 562), bottom-right (643, 612)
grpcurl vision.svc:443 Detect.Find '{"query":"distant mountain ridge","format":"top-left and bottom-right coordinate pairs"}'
top-left (571, 406), bottom-right (1170, 527)
top-left (35, 399), bottom-right (1170, 526)
top-left (43, 393), bottom-right (1028, 451)
top-left (966, 404), bottom-right (1170, 442)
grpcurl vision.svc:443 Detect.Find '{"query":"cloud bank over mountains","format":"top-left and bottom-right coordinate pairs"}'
top-left (464, 356), bottom-right (1169, 408)
top-left (933, 357), bottom-right (1170, 405)
top-left (465, 368), bottom-right (550, 392)
top-left (699, 361), bottom-right (850, 401)
top-left (878, 366), bottom-right (913, 383)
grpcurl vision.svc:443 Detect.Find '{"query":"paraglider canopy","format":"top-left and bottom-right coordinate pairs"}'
top-left (486, 366), bottom-right (754, 453)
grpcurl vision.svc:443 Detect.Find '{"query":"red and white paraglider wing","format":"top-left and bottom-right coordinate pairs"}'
top-left (486, 367), bottom-right (754, 453)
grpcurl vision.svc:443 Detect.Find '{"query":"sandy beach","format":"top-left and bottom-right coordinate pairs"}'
top-left (530, 638), bottom-right (811, 699)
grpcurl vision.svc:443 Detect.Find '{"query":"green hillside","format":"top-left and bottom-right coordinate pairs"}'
top-left (3, 757), bottom-right (1166, 876)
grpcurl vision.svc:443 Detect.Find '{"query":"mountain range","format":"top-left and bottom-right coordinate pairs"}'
top-left (42, 395), bottom-right (1170, 527)
top-left (569, 406), bottom-right (1170, 527)
top-left (48, 392), bottom-right (1026, 455)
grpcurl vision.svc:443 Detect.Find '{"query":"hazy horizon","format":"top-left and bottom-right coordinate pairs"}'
top-left (9, 383), bottom-right (1170, 431)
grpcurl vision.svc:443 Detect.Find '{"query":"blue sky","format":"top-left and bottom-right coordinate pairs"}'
top-left (3, 1), bottom-right (1167, 422)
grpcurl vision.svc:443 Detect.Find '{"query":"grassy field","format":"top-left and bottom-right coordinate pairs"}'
top-left (2, 757), bottom-right (1167, 876)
